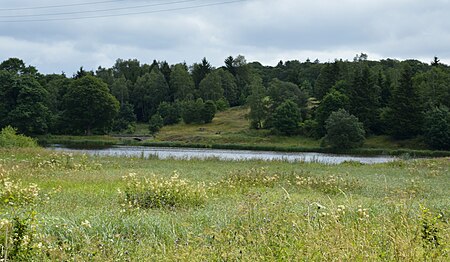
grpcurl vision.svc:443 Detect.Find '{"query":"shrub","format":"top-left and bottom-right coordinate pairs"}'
top-left (215, 98), bottom-right (229, 111)
top-left (181, 99), bottom-right (204, 124)
top-left (0, 126), bottom-right (38, 148)
top-left (148, 114), bottom-right (163, 135)
top-left (201, 100), bottom-right (217, 123)
top-left (323, 109), bottom-right (365, 149)
top-left (157, 102), bottom-right (181, 125)
top-left (299, 119), bottom-right (319, 138)
top-left (119, 172), bottom-right (208, 209)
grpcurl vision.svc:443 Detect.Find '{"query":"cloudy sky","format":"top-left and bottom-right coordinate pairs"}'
top-left (1, 0), bottom-right (449, 74)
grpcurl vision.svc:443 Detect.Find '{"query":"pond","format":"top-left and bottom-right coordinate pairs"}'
top-left (48, 145), bottom-right (397, 164)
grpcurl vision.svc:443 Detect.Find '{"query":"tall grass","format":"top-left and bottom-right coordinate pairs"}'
top-left (0, 148), bottom-right (448, 261)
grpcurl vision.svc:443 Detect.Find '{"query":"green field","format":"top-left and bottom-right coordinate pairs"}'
top-left (1, 147), bottom-right (449, 261)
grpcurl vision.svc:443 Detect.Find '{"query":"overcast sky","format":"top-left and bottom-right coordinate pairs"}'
top-left (1, 0), bottom-right (449, 74)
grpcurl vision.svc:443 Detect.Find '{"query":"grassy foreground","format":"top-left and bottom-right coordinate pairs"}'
top-left (1, 148), bottom-right (449, 261)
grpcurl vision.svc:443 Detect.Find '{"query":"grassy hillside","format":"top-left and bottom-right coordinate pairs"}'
top-left (1, 148), bottom-right (449, 261)
top-left (153, 107), bottom-right (441, 152)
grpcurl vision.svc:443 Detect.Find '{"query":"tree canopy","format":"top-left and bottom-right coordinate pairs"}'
top-left (62, 75), bottom-right (119, 135)
top-left (1, 54), bottom-right (449, 151)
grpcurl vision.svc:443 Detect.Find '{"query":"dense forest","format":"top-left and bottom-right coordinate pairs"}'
top-left (0, 54), bottom-right (449, 150)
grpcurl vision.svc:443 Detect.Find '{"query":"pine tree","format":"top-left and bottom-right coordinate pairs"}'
top-left (347, 65), bottom-right (380, 133)
top-left (385, 64), bottom-right (423, 139)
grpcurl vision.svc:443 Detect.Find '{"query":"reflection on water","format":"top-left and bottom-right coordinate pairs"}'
top-left (48, 145), bottom-right (397, 164)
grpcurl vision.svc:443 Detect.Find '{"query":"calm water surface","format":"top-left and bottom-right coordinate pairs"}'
top-left (48, 145), bottom-right (397, 164)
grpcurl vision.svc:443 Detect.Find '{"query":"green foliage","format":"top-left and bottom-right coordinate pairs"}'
top-left (131, 69), bottom-right (169, 121)
top-left (157, 102), bottom-right (181, 125)
top-left (0, 57), bottom-right (37, 75)
top-left (148, 114), bottom-right (163, 135)
top-left (0, 169), bottom-right (41, 260)
top-left (62, 75), bottom-right (119, 135)
top-left (272, 100), bottom-right (301, 136)
top-left (423, 105), bottom-right (450, 150)
top-left (347, 65), bottom-right (380, 133)
top-left (2, 56), bottom-right (450, 150)
top-left (420, 206), bottom-right (444, 252)
top-left (181, 99), bottom-right (204, 124)
top-left (247, 76), bottom-right (267, 129)
top-left (267, 78), bottom-right (308, 109)
top-left (120, 172), bottom-right (207, 209)
top-left (414, 66), bottom-right (450, 108)
top-left (170, 64), bottom-right (195, 101)
top-left (112, 58), bottom-right (142, 83)
top-left (313, 61), bottom-right (340, 99)
top-left (110, 76), bottom-right (130, 105)
top-left (217, 69), bottom-right (239, 106)
top-left (315, 89), bottom-right (350, 136)
top-left (0, 71), bottom-right (53, 135)
top-left (199, 71), bottom-right (224, 102)
top-left (201, 100), bottom-right (217, 124)
top-left (299, 119), bottom-right (319, 138)
top-left (191, 57), bottom-right (212, 88)
top-left (324, 109), bottom-right (365, 149)
top-left (215, 98), bottom-right (230, 112)
top-left (113, 102), bottom-right (137, 133)
top-left (0, 126), bottom-right (37, 148)
top-left (384, 64), bottom-right (423, 139)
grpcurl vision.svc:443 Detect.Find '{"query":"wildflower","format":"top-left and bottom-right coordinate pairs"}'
top-left (0, 218), bottom-right (11, 228)
top-left (81, 220), bottom-right (92, 228)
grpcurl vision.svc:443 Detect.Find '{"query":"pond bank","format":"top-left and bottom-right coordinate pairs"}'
top-left (48, 145), bottom-right (398, 164)
top-left (38, 136), bottom-right (450, 158)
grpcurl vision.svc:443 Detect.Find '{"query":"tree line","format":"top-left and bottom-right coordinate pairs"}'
top-left (0, 54), bottom-right (449, 149)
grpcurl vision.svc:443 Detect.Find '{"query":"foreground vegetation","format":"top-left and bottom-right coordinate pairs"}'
top-left (1, 147), bottom-right (449, 261)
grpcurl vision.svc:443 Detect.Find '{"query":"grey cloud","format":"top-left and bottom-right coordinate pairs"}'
top-left (1, 0), bottom-right (450, 73)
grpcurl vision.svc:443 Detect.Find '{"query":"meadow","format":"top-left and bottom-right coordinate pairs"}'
top-left (1, 147), bottom-right (449, 261)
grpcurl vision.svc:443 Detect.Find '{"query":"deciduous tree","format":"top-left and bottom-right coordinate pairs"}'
top-left (324, 109), bottom-right (365, 149)
top-left (62, 75), bottom-right (119, 135)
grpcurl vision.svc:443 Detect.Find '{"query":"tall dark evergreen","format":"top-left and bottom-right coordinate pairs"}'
top-left (385, 64), bottom-right (423, 139)
top-left (347, 65), bottom-right (380, 133)
top-left (313, 62), bottom-right (339, 99)
top-left (224, 56), bottom-right (237, 76)
top-left (192, 57), bottom-right (212, 88)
